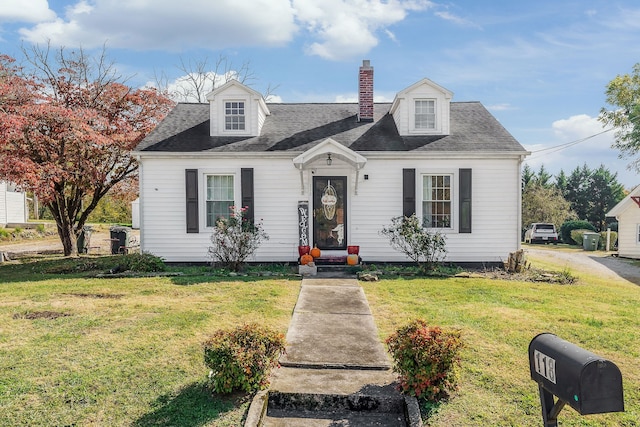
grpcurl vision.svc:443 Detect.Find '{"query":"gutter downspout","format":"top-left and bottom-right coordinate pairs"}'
top-left (136, 155), bottom-right (144, 253)
top-left (517, 154), bottom-right (526, 250)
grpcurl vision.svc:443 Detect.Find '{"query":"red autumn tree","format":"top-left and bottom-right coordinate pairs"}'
top-left (0, 47), bottom-right (174, 255)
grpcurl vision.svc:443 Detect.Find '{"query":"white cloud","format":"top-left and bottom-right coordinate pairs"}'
top-left (19, 0), bottom-right (297, 51)
top-left (552, 114), bottom-right (610, 140)
top-left (0, 0), bottom-right (55, 23)
top-left (434, 11), bottom-right (481, 29)
top-left (13, 0), bottom-right (433, 61)
top-left (146, 70), bottom-right (280, 103)
top-left (295, 0), bottom-right (433, 60)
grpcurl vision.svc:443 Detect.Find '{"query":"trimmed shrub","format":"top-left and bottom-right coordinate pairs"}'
top-left (121, 253), bottom-right (166, 272)
top-left (560, 220), bottom-right (596, 244)
top-left (570, 229), bottom-right (596, 247)
top-left (386, 319), bottom-right (463, 401)
top-left (203, 323), bottom-right (286, 394)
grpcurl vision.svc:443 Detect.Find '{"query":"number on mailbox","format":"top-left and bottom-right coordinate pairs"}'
top-left (533, 349), bottom-right (556, 384)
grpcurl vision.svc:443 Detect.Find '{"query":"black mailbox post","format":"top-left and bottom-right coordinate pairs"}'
top-left (529, 333), bottom-right (624, 426)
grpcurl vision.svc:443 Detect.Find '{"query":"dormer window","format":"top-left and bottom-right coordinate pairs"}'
top-left (206, 80), bottom-right (270, 136)
top-left (415, 99), bottom-right (436, 130)
top-left (225, 101), bottom-right (245, 131)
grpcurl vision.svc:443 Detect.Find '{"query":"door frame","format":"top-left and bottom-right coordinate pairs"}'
top-left (312, 176), bottom-right (347, 250)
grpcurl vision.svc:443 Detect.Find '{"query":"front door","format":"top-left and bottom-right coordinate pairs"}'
top-left (313, 176), bottom-right (347, 250)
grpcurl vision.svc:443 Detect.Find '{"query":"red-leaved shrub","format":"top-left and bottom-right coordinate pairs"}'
top-left (203, 323), bottom-right (286, 394)
top-left (386, 319), bottom-right (463, 401)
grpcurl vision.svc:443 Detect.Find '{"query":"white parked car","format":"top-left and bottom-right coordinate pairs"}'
top-left (524, 223), bottom-right (559, 244)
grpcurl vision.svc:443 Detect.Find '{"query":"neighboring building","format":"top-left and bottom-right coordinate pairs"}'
top-left (607, 185), bottom-right (640, 259)
top-left (0, 181), bottom-right (27, 227)
top-left (133, 60), bottom-right (529, 264)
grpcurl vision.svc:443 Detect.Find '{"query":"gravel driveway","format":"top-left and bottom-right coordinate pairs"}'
top-left (525, 246), bottom-right (640, 286)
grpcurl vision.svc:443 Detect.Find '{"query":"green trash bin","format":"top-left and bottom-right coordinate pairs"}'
top-left (582, 232), bottom-right (600, 251)
top-left (110, 226), bottom-right (131, 254)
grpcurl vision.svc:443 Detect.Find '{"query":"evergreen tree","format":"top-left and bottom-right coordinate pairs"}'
top-left (536, 164), bottom-right (553, 188)
top-left (555, 169), bottom-right (568, 195)
top-left (588, 165), bottom-right (625, 231)
top-left (564, 164), bottom-right (591, 220)
top-left (522, 164), bottom-right (535, 190)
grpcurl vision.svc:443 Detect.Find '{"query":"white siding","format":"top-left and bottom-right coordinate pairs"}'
top-left (0, 182), bottom-right (27, 226)
top-left (615, 205), bottom-right (640, 259)
top-left (352, 158), bottom-right (520, 263)
top-left (139, 154), bottom-right (522, 264)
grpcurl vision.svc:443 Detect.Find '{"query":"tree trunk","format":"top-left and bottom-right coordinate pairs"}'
top-left (48, 200), bottom-right (79, 257)
top-left (57, 222), bottom-right (78, 257)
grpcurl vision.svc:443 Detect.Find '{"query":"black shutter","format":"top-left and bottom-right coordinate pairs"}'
top-left (403, 168), bottom-right (416, 217)
top-left (185, 169), bottom-right (199, 233)
top-left (241, 168), bottom-right (254, 224)
top-left (459, 168), bottom-right (472, 233)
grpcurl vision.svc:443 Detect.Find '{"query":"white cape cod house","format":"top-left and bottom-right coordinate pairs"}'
top-left (133, 61), bottom-right (529, 265)
top-left (606, 185), bottom-right (640, 259)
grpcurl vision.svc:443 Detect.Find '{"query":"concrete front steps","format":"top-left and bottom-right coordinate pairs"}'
top-left (246, 368), bottom-right (422, 426)
top-left (244, 278), bottom-right (422, 426)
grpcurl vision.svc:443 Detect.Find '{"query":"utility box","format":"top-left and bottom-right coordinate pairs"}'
top-left (529, 333), bottom-right (623, 425)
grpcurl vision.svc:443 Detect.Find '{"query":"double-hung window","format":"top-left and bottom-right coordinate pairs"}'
top-left (206, 175), bottom-right (234, 226)
top-left (225, 101), bottom-right (245, 131)
top-left (415, 99), bottom-right (436, 130)
top-left (423, 174), bottom-right (452, 228)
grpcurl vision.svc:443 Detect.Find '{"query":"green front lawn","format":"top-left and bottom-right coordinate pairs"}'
top-left (0, 260), bottom-right (300, 426)
top-left (0, 255), bottom-right (638, 426)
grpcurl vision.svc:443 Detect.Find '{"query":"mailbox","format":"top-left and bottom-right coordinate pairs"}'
top-left (529, 333), bottom-right (623, 425)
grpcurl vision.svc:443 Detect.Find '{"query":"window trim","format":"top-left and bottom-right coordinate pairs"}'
top-left (420, 171), bottom-right (455, 231)
top-left (415, 99), bottom-right (436, 130)
top-left (223, 100), bottom-right (247, 133)
top-left (202, 172), bottom-right (238, 229)
top-left (410, 98), bottom-right (439, 134)
top-left (637, 224), bottom-right (640, 245)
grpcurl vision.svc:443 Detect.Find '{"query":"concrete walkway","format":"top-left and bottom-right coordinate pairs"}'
top-left (248, 277), bottom-right (420, 426)
top-left (278, 277), bottom-right (391, 370)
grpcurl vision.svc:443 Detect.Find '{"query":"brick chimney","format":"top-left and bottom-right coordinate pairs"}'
top-left (358, 60), bottom-right (374, 122)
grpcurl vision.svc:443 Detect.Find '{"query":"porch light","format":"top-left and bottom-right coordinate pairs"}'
top-left (326, 153), bottom-right (332, 165)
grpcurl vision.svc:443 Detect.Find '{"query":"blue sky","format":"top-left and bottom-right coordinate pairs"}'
top-left (1, 0), bottom-right (640, 187)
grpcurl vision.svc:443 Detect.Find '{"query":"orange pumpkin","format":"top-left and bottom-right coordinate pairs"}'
top-left (310, 246), bottom-right (321, 258)
top-left (300, 254), bottom-right (314, 265)
top-left (346, 254), bottom-right (359, 266)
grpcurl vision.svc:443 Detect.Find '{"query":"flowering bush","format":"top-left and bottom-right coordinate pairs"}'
top-left (380, 214), bottom-right (447, 271)
top-left (208, 206), bottom-right (269, 272)
top-left (203, 323), bottom-right (286, 394)
top-left (386, 319), bottom-right (463, 401)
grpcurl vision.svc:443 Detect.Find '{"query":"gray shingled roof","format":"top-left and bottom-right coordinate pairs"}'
top-left (135, 102), bottom-right (527, 153)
